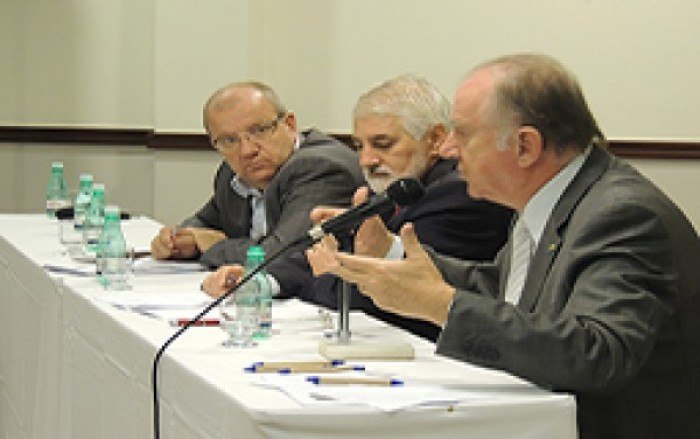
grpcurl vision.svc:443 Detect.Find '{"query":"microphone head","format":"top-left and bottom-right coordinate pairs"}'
top-left (386, 178), bottom-right (425, 207)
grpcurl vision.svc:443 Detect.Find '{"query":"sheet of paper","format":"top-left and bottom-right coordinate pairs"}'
top-left (252, 373), bottom-right (494, 412)
top-left (132, 257), bottom-right (206, 274)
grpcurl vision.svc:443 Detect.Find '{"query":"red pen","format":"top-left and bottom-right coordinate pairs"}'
top-left (170, 318), bottom-right (220, 327)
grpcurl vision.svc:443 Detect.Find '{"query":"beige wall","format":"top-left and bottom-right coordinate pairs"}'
top-left (1, 0), bottom-right (699, 229)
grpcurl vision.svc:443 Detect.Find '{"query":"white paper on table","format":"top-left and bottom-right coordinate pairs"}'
top-left (252, 373), bottom-right (493, 412)
top-left (132, 257), bottom-right (206, 274)
top-left (98, 291), bottom-right (211, 310)
top-left (97, 291), bottom-right (216, 322)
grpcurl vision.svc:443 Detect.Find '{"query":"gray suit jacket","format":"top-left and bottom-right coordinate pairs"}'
top-left (184, 129), bottom-right (364, 267)
top-left (434, 146), bottom-right (700, 439)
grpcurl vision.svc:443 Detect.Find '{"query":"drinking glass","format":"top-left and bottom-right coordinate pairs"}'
top-left (219, 296), bottom-right (257, 348)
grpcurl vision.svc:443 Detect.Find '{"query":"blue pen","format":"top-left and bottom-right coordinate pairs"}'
top-left (251, 359), bottom-right (344, 367)
top-left (245, 361), bottom-right (362, 374)
top-left (306, 376), bottom-right (403, 386)
top-left (43, 264), bottom-right (94, 277)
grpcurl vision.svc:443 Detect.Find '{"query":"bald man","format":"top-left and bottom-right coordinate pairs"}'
top-left (151, 81), bottom-right (364, 267)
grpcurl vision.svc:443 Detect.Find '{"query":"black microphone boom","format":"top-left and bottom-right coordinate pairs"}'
top-left (308, 177), bottom-right (425, 242)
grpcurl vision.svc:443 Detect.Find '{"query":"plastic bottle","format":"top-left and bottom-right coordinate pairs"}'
top-left (45, 161), bottom-right (71, 218)
top-left (82, 183), bottom-right (106, 256)
top-left (73, 174), bottom-right (94, 230)
top-left (96, 205), bottom-right (130, 290)
top-left (245, 246), bottom-right (272, 339)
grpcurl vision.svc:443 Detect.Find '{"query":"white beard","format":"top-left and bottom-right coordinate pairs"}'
top-left (363, 149), bottom-right (428, 193)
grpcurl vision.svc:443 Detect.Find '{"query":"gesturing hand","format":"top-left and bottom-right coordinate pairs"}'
top-left (328, 223), bottom-right (455, 326)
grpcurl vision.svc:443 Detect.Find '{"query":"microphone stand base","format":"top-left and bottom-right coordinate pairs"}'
top-left (318, 338), bottom-right (414, 360)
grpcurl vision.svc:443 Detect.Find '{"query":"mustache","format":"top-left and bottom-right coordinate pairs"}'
top-left (364, 164), bottom-right (393, 178)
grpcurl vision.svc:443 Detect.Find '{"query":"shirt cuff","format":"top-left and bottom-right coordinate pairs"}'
top-left (385, 234), bottom-right (405, 260)
top-left (267, 274), bottom-right (282, 297)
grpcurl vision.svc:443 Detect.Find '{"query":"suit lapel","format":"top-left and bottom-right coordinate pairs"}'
top-left (517, 145), bottom-right (612, 311)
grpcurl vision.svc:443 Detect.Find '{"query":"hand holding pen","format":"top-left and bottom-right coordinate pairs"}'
top-left (200, 265), bottom-right (245, 298)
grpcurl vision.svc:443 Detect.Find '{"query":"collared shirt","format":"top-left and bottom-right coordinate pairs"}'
top-left (519, 147), bottom-right (591, 250)
top-left (232, 136), bottom-right (300, 296)
top-left (230, 177), bottom-right (266, 240)
top-left (229, 136), bottom-right (301, 240)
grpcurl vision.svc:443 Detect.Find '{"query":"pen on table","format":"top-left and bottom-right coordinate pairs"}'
top-left (170, 318), bottom-right (220, 327)
top-left (245, 364), bottom-right (365, 374)
top-left (251, 360), bottom-right (345, 368)
top-left (43, 264), bottom-right (93, 277)
top-left (306, 376), bottom-right (404, 386)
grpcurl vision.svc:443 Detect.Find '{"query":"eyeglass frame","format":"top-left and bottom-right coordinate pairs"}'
top-left (211, 113), bottom-right (286, 152)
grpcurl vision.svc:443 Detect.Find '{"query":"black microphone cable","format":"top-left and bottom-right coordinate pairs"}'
top-left (151, 235), bottom-right (310, 439)
top-left (152, 177), bottom-right (425, 438)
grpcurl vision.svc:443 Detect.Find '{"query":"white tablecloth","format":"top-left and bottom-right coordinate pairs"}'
top-left (0, 214), bottom-right (577, 438)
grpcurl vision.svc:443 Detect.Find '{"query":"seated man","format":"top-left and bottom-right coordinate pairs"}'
top-left (202, 75), bottom-right (513, 341)
top-left (317, 54), bottom-right (700, 439)
top-left (150, 81), bottom-right (364, 267)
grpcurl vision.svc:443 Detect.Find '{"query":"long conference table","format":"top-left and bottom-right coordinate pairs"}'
top-left (0, 214), bottom-right (577, 438)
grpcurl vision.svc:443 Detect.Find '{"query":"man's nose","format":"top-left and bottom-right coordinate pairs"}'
top-left (358, 146), bottom-right (379, 167)
top-left (238, 134), bottom-right (260, 156)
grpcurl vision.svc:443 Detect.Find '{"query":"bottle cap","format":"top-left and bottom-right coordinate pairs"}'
top-left (51, 162), bottom-right (64, 170)
top-left (92, 183), bottom-right (105, 195)
top-left (104, 205), bottom-right (120, 219)
top-left (79, 173), bottom-right (93, 183)
top-left (246, 245), bottom-right (266, 264)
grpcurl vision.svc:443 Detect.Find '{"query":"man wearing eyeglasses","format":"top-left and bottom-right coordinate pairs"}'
top-left (150, 81), bottom-right (364, 268)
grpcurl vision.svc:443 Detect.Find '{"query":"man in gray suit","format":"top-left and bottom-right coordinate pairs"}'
top-left (317, 54), bottom-right (700, 438)
top-left (151, 81), bottom-right (363, 267)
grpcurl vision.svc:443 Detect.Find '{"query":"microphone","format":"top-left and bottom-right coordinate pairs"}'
top-left (307, 177), bottom-right (425, 242)
top-left (152, 177), bottom-right (424, 438)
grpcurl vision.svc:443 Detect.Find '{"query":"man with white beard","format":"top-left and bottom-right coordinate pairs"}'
top-left (202, 75), bottom-right (513, 341)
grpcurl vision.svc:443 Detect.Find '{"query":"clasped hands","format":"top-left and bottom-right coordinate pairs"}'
top-left (151, 226), bottom-right (226, 260)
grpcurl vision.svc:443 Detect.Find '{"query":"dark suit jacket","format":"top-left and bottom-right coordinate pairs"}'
top-left (183, 129), bottom-right (364, 267)
top-left (298, 158), bottom-right (513, 341)
top-left (434, 146), bottom-right (700, 439)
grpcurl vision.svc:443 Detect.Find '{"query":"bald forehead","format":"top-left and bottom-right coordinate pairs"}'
top-left (209, 86), bottom-right (271, 113)
top-left (450, 70), bottom-right (491, 124)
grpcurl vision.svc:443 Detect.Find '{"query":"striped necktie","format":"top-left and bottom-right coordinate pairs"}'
top-left (504, 218), bottom-right (533, 305)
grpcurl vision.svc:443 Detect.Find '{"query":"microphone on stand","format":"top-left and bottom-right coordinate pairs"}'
top-left (151, 177), bottom-right (425, 439)
top-left (306, 177), bottom-right (425, 244)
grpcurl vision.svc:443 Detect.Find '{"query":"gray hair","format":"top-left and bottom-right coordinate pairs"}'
top-left (203, 81), bottom-right (287, 131)
top-left (353, 74), bottom-right (450, 140)
top-left (474, 53), bottom-right (604, 153)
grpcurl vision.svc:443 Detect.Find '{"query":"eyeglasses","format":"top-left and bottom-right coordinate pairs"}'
top-left (212, 113), bottom-right (285, 152)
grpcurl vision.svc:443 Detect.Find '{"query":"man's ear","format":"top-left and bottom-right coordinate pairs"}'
top-left (515, 126), bottom-right (544, 168)
top-left (283, 112), bottom-right (298, 134)
top-left (424, 124), bottom-right (448, 158)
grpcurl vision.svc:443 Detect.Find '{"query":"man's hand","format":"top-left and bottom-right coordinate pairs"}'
top-left (306, 234), bottom-right (340, 276)
top-left (308, 186), bottom-right (395, 259)
top-left (150, 226), bottom-right (199, 260)
top-left (350, 187), bottom-right (395, 258)
top-left (190, 228), bottom-right (227, 253)
top-left (327, 224), bottom-right (455, 326)
top-left (201, 265), bottom-right (245, 299)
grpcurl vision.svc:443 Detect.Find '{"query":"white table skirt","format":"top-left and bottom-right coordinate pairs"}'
top-left (0, 214), bottom-right (576, 438)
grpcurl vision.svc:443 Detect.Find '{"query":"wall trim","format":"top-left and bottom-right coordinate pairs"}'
top-left (0, 126), bottom-right (151, 146)
top-left (1, 126), bottom-right (699, 159)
